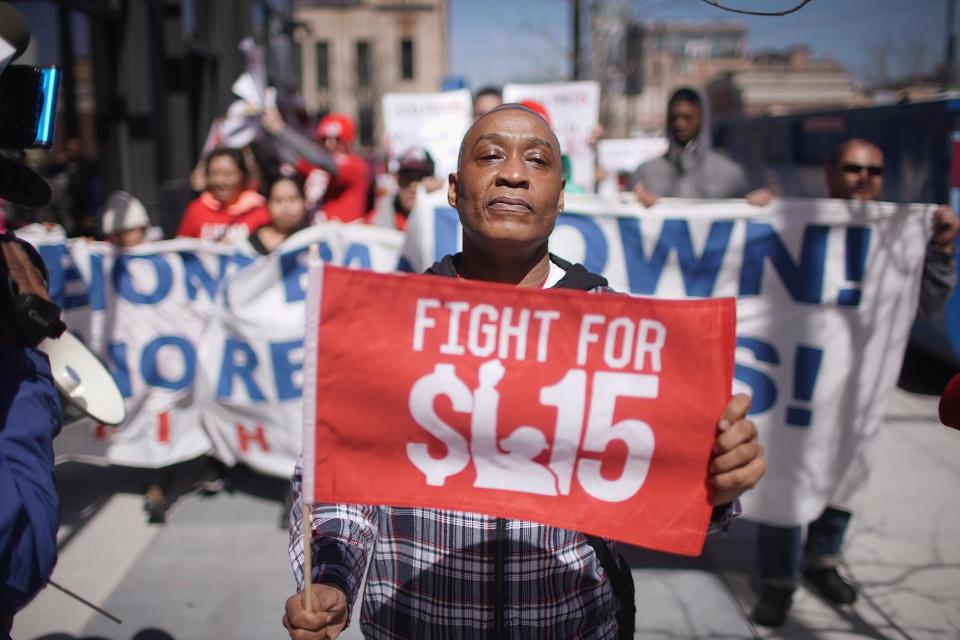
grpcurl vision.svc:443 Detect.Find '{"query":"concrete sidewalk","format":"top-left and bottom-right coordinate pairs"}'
top-left (12, 387), bottom-right (960, 639)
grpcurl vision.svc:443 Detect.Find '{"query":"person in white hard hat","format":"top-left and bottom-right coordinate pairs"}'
top-left (99, 191), bottom-right (159, 248)
top-left (99, 191), bottom-right (176, 522)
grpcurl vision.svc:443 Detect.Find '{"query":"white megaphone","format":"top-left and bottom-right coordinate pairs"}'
top-left (37, 330), bottom-right (126, 428)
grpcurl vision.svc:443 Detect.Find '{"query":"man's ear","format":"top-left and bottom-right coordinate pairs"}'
top-left (557, 181), bottom-right (565, 213)
top-left (447, 172), bottom-right (458, 209)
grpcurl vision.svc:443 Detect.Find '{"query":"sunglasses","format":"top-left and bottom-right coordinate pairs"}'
top-left (841, 163), bottom-right (883, 177)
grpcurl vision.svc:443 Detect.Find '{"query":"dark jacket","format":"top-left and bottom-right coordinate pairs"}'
top-left (425, 253), bottom-right (611, 292)
top-left (0, 346), bottom-right (61, 631)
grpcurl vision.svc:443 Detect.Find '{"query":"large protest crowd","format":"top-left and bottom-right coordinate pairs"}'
top-left (4, 56), bottom-right (960, 638)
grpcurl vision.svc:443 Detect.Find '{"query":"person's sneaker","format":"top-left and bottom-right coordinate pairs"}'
top-left (197, 475), bottom-right (225, 495)
top-left (803, 566), bottom-right (858, 605)
top-left (194, 462), bottom-right (226, 495)
top-left (750, 585), bottom-right (794, 627)
top-left (143, 486), bottom-right (168, 524)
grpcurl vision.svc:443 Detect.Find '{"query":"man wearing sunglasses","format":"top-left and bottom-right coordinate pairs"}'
top-left (825, 139), bottom-right (958, 317)
top-left (751, 138), bottom-right (958, 627)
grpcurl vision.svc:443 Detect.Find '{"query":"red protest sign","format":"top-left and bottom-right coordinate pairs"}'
top-left (303, 264), bottom-right (735, 556)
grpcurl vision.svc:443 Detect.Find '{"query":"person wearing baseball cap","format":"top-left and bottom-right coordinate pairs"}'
top-left (293, 113), bottom-right (371, 223)
top-left (366, 146), bottom-right (437, 231)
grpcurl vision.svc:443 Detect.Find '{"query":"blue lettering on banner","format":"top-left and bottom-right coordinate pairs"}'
top-left (107, 342), bottom-right (133, 398)
top-left (434, 207), bottom-right (460, 262)
top-left (180, 253), bottom-right (230, 301)
top-left (38, 244), bottom-right (89, 310)
top-left (113, 255), bottom-right (173, 305)
top-left (733, 336), bottom-right (779, 415)
top-left (231, 254), bottom-right (255, 270)
top-left (733, 337), bottom-right (825, 427)
top-left (343, 244), bottom-right (372, 269)
top-left (280, 244), bottom-right (332, 303)
top-left (838, 226), bottom-right (871, 307)
top-left (270, 340), bottom-right (304, 400)
top-left (217, 338), bottom-right (266, 401)
top-left (88, 254), bottom-right (106, 311)
top-left (618, 219), bottom-right (733, 296)
top-left (785, 345), bottom-right (824, 428)
top-left (140, 336), bottom-right (196, 390)
top-left (556, 213), bottom-right (608, 275)
top-left (739, 223), bottom-right (828, 304)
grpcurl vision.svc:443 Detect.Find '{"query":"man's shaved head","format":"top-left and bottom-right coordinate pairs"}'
top-left (457, 104), bottom-right (560, 172)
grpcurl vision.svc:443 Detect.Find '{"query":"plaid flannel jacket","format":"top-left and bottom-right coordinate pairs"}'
top-left (288, 457), bottom-right (623, 639)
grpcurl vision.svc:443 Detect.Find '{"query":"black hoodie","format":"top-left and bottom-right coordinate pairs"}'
top-left (424, 253), bottom-right (610, 292)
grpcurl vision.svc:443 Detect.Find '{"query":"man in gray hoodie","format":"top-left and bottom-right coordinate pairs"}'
top-left (629, 87), bottom-right (770, 206)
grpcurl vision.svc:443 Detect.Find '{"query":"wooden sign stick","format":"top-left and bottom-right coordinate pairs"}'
top-left (302, 242), bottom-right (321, 615)
top-left (302, 500), bottom-right (313, 613)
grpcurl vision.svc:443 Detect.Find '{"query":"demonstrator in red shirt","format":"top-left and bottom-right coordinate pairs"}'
top-left (177, 147), bottom-right (271, 243)
top-left (296, 113), bottom-right (371, 223)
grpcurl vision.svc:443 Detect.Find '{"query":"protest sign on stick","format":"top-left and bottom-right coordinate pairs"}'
top-left (596, 137), bottom-right (668, 195)
top-left (382, 90), bottom-right (472, 181)
top-left (301, 265), bottom-right (736, 555)
top-left (503, 81), bottom-right (600, 192)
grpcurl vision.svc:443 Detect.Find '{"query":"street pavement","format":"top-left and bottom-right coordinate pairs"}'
top-left (11, 387), bottom-right (960, 640)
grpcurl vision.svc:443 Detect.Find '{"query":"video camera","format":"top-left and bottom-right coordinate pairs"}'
top-left (0, 2), bottom-right (59, 150)
top-left (0, 0), bottom-right (64, 345)
top-left (0, 1), bottom-right (124, 428)
top-left (0, 0), bottom-right (61, 210)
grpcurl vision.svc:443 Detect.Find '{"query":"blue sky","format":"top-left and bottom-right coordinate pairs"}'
top-left (450, 0), bottom-right (956, 90)
top-left (15, 0), bottom-right (954, 93)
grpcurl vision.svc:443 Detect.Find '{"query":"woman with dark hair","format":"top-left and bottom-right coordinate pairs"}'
top-left (177, 147), bottom-right (271, 243)
top-left (249, 175), bottom-right (310, 255)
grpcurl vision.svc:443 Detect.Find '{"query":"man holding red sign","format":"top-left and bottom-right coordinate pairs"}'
top-left (283, 105), bottom-right (766, 639)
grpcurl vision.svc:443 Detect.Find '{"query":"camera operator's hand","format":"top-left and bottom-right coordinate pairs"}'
top-left (0, 231), bottom-right (59, 346)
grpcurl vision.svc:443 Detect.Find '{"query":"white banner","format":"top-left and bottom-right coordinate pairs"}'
top-left (382, 89), bottom-right (472, 182)
top-left (21, 223), bottom-right (403, 479)
top-left (596, 137), bottom-right (667, 196)
top-left (400, 191), bottom-right (932, 526)
top-left (24, 195), bottom-right (931, 527)
top-left (503, 81), bottom-right (600, 193)
top-left (195, 224), bottom-right (404, 478)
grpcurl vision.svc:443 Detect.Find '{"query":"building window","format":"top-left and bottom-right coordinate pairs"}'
top-left (400, 38), bottom-right (414, 80)
top-left (316, 41), bottom-right (329, 89)
top-left (358, 103), bottom-right (374, 147)
top-left (356, 40), bottom-right (371, 88)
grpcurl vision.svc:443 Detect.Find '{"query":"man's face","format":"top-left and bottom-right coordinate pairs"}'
top-left (449, 108), bottom-right (564, 251)
top-left (473, 94), bottom-right (503, 121)
top-left (827, 142), bottom-right (884, 201)
top-left (667, 100), bottom-right (702, 146)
